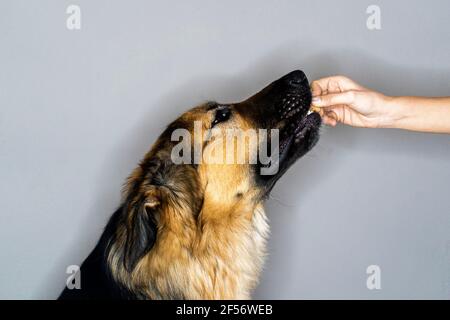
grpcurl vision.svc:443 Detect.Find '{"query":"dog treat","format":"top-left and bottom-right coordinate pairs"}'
top-left (310, 105), bottom-right (321, 113)
top-left (307, 105), bottom-right (321, 115)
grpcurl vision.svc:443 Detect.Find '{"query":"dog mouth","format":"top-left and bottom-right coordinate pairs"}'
top-left (278, 108), bottom-right (321, 164)
top-left (276, 78), bottom-right (321, 166)
top-left (257, 70), bottom-right (321, 189)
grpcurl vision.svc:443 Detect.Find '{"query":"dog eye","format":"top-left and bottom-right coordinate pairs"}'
top-left (212, 106), bottom-right (231, 127)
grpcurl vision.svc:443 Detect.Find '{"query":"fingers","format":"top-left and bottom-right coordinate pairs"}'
top-left (322, 113), bottom-right (338, 126)
top-left (310, 76), bottom-right (372, 128)
top-left (312, 91), bottom-right (357, 108)
top-left (311, 76), bottom-right (364, 97)
top-left (317, 107), bottom-right (339, 127)
top-left (322, 105), bottom-right (364, 127)
top-left (325, 106), bottom-right (346, 124)
top-left (310, 80), bottom-right (326, 97)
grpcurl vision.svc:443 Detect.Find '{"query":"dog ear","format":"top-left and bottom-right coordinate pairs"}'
top-left (123, 189), bottom-right (160, 273)
top-left (120, 152), bottom-right (203, 273)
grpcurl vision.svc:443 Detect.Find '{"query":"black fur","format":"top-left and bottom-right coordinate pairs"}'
top-left (123, 200), bottom-right (157, 273)
top-left (58, 207), bottom-right (135, 299)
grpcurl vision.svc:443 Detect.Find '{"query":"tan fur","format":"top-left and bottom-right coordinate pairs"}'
top-left (108, 103), bottom-right (270, 299)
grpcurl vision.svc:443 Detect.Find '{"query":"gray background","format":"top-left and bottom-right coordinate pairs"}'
top-left (0, 0), bottom-right (449, 299)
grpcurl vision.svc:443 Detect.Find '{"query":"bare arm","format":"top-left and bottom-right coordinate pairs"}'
top-left (387, 96), bottom-right (450, 133)
top-left (310, 76), bottom-right (450, 134)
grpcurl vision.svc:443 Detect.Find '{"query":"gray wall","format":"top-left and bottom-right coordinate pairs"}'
top-left (0, 0), bottom-right (449, 299)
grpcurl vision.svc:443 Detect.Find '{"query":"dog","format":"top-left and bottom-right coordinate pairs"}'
top-left (59, 70), bottom-right (321, 299)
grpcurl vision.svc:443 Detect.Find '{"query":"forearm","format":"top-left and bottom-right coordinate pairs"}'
top-left (386, 96), bottom-right (450, 133)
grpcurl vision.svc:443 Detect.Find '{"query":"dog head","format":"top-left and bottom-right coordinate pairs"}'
top-left (109, 70), bottom-right (321, 296)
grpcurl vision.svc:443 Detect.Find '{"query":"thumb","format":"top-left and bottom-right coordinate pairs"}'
top-left (312, 91), bottom-right (356, 108)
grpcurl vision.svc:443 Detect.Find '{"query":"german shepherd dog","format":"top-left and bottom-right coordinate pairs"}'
top-left (59, 70), bottom-right (321, 299)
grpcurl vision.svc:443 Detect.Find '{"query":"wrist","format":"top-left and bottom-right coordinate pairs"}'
top-left (382, 96), bottom-right (413, 129)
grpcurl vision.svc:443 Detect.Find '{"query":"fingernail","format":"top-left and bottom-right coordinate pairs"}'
top-left (312, 97), bottom-right (320, 104)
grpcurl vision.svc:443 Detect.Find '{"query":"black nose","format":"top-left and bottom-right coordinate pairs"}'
top-left (284, 70), bottom-right (308, 87)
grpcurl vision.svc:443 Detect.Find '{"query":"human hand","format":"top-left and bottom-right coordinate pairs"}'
top-left (310, 76), bottom-right (394, 128)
